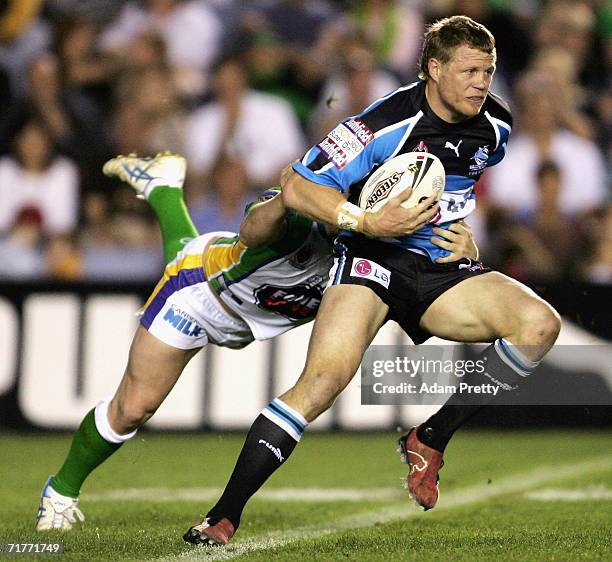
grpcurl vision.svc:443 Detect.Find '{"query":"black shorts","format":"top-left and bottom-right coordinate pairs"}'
top-left (330, 235), bottom-right (491, 344)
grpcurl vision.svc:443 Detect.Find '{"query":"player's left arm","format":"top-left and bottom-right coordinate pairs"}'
top-left (431, 221), bottom-right (479, 263)
top-left (239, 188), bottom-right (288, 248)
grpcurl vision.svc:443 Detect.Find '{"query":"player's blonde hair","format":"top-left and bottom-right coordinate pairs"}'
top-left (418, 15), bottom-right (496, 80)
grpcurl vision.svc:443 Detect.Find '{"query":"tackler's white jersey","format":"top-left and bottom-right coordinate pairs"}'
top-left (204, 214), bottom-right (333, 340)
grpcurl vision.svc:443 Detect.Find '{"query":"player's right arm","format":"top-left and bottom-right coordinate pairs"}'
top-left (282, 87), bottom-right (438, 237)
top-left (281, 166), bottom-right (438, 238)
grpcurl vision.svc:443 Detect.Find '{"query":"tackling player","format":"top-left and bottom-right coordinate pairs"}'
top-left (35, 152), bottom-right (478, 530)
top-left (184, 16), bottom-right (561, 546)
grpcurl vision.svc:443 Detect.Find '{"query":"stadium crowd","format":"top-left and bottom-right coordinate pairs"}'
top-left (0, 0), bottom-right (609, 283)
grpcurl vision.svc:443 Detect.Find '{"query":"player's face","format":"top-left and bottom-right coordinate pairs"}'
top-left (431, 45), bottom-right (496, 122)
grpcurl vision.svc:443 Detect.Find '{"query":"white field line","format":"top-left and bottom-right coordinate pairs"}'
top-left (85, 487), bottom-right (401, 503)
top-left (526, 485), bottom-right (612, 501)
top-left (146, 455), bottom-right (612, 562)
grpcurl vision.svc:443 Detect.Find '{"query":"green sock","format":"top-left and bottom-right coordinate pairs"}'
top-left (147, 187), bottom-right (199, 263)
top-left (51, 409), bottom-right (122, 498)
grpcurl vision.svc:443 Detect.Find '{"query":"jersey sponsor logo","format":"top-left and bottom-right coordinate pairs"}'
top-left (258, 439), bottom-right (285, 462)
top-left (411, 140), bottom-right (429, 152)
top-left (354, 259), bottom-right (372, 275)
top-left (469, 145), bottom-right (489, 175)
top-left (343, 118), bottom-right (374, 146)
top-left (319, 120), bottom-right (373, 169)
top-left (350, 258), bottom-right (391, 289)
top-left (328, 124), bottom-right (364, 158)
top-left (444, 139), bottom-right (463, 157)
top-left (163, 306), bottom-right (203, 337)
top-left (363, 171), bottom-right (405, 210)
top-left (254, 278), bottom-right (323, 320)
top-left (317, 136), bottom-right (349, 169)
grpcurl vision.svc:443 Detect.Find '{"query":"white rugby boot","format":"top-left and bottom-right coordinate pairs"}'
top-left (36, 476), bottom-right (85, 531)
top-left (102, 151), bottom-right (186, 199)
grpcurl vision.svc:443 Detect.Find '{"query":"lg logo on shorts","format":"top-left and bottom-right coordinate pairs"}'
top-left (350, 258), bottom-right (391, 289)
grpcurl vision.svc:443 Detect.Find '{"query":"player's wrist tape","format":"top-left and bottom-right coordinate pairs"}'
top-left (336, 201), bottom-right (365, 231)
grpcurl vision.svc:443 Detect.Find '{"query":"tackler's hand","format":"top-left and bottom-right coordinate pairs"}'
top-left (431, 220), bottom-right (479, 263)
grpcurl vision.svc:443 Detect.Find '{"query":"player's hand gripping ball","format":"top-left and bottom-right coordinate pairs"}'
top-left (358, 152), bottom-right (445, 212)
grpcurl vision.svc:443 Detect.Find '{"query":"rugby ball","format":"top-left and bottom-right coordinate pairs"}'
top-left (358, 152), bottom-right (445, 211)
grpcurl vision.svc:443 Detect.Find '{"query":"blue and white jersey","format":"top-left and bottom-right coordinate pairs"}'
top-left (294, 80), bottom-right (512, 261)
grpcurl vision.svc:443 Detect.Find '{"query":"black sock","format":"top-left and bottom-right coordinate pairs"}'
top-left (206, 398), bottom-right (307, 529)
top-left (417, 339), bottom-right (539, 452)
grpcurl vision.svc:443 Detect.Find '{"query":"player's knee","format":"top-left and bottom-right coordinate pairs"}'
top-left (289, 369), bottom-right (349, 421)
top-left (516, 302), bottom-right (561, 347)
top-left (112, 397), bottom-right (155, 433)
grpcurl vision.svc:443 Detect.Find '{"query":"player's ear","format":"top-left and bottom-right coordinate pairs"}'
top-left (428, 58), bottom-right (441, 82)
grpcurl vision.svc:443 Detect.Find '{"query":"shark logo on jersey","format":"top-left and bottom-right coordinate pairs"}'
top-left (469, 145), bottom-right (489, 175)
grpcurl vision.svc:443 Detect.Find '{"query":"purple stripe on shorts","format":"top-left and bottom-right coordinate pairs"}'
top-left (140, 267), bottom-right (207, 330)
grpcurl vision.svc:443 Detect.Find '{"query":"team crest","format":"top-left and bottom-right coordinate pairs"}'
top-left (469, 145), bottom-right (489, 175)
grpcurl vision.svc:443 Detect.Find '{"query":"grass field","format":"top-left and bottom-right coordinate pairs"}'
top-left (1, 430), bottom-right (611, 561)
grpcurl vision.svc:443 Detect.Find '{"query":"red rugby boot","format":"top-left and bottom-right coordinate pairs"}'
top-left (183, 517), bottom-right (235, 546)
top-left (397, 426), bottom-right (444, 510)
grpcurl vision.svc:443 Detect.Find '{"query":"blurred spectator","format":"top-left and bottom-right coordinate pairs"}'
top-left (0, 0), bottom-right (50, 98)
top-left (114, 63), bottom-right (188, 155)
top-left (487, 70), bottom-right (607, 218)
top-left (78, 182), bottom-right (162, 281)
top-left (0, 119), bottom-right (79, 236)
top-left (0, 53), bottom-right (112, 192)
top-left (99, 0), bottom-right (222, 96)
top-left (244, 29), bottom-right (324, 127)
top-left (185, 55), bottom-right (305, 190)
top-left (238, 2), bottom-right (344, 125)
top-left (79, 191), bottom-right (114, 247)
top-left (529, 46), bottom-right (595, 140)
top-left (109, 105), bottom-right (152, 157)
top-left (0, 207), bottom-right (44, 279)
top-left (535, 0), bottom-right (605, 92)
top-left (118, 30), bottom-right (166, 71)
top-left (190, 156), bottom-right (253, 234)
top-left (346, 0), bottom-right (424, 82)
top-left (495, 161), bottom-right (578, 282)
top-left (582, 204), bottom-right (612, 284)
top-left (310, 34), bottom-right (400, 140)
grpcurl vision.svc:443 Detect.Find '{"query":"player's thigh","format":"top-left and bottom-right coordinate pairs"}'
top-left (419, 271), bottom-right (549, 343)
top-left (298, 284), bottom-right (388, 388)
top-left (112, 325), bottom-right (199, 412)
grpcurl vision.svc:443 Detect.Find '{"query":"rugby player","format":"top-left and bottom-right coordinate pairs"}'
top-left (184, 16), bottom-right (561, 546)
top-left (35, 152), bottom-right (478, 530)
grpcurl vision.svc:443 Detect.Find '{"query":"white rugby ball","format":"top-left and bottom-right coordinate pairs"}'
top-left (358, 152), bottom-right (445, 211)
